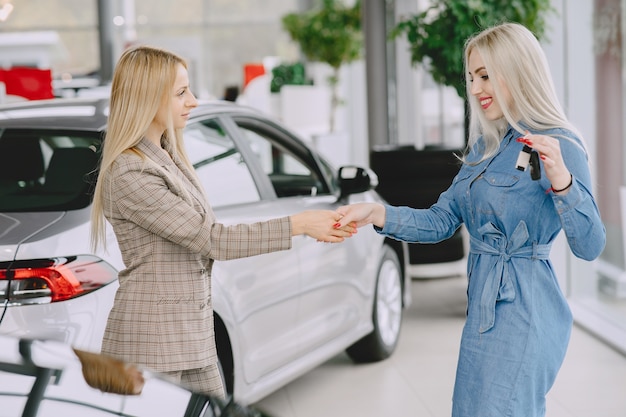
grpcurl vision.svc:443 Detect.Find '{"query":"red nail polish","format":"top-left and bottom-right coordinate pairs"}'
top-left (540, 155), bottom-right (546, 160)
top-left (333, 223), bottom-right (341, 229)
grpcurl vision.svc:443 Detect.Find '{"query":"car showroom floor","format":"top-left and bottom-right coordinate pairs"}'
top-left (254, 275), bottom-right (626, 417)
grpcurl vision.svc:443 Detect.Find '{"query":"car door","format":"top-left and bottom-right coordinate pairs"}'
top-left (182, 117), bottom-right (303, 385)
top-left (229, 116), bottom-right (374, 359)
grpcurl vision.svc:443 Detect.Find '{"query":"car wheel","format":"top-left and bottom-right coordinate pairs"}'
top-left (346, 245), bottom-right (403, 363)
top-left (214, 315), bottom-right (234, 396)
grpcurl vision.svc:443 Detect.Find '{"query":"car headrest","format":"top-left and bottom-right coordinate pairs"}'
top-left (0, 136), bottom-right (45, 182)
top-left (44, 147), bottom-right (99, 193)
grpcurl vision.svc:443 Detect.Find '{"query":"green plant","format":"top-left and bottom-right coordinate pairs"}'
top-left (282, 0), bottom-right (362, 132)
top-left (270, 62), bottom-right (312, 93)
top-left (391, 0), bottom-right (554, 99)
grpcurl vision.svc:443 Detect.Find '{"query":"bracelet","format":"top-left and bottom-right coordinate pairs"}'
top-left (551, 174), bottom-right (573, 193)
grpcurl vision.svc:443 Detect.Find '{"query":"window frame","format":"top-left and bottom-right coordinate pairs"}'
top-left (226, 113), bottom-right (337, 199)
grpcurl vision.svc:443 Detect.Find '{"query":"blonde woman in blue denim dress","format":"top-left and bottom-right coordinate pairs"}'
top-left (335, 23), bottom-right (606, 417)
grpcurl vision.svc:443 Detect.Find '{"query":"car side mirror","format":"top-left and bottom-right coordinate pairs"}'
top-left (338, 166), bottom-right (378, 199)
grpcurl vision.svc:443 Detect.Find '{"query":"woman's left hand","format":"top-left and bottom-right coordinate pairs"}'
top-left (517, 132), bottom-right (572, 193)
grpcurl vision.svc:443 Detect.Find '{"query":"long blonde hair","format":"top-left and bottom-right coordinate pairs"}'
top-left (463, 22), bottom-right (583, 163)
top-left (90, 45), bottom-right (196, 251)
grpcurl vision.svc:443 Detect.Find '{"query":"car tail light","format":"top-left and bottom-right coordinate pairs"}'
top-left (0, 255), bottom-right (117, 305)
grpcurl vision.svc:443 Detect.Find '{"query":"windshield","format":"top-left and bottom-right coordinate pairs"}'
top-left (0, 129), bottom-right (102, 212)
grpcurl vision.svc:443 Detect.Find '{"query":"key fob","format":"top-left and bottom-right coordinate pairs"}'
top-left (529, 151), bottom-right (541, 180)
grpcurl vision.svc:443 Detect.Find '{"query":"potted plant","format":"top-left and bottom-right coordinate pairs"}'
top-left (281, 0), bottom-right (362, 133)
top-left (374, 1), bottom-right (553, 272)
top-left (391, 0), bottom-right (553, 101)
top-left (270, 61), bottom-right (312, 93)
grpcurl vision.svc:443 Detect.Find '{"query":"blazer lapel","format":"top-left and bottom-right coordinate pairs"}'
top-left (135, 138), bottom-right (209, 213)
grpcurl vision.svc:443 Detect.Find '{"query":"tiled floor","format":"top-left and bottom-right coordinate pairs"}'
top-left (254, 276), bottom-right (626, 417)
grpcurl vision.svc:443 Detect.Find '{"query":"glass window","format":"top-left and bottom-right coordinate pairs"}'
top-left (420, 72), bottom-right (465, 149)
top-left (565, 0), bottom-right (626, 353)
top-left (0, 130), bottom-right (100, 212)
top-left (0, 2), bottom-right (300, 98)
top-left (237, 125), bottom-right (325, 198)
top-left (184, 120), bottom-right (260, 207)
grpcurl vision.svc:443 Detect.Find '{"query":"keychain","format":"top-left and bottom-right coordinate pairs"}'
top-left (515, 144), bottom-right (541, 180)
top-left (529, 150), bottom-right (541, 180)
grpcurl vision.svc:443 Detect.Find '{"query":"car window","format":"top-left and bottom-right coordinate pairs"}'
top-left (184, 119), bottom-right (261, 207)
top-left (317, 156), bottom-right (339, 192)
top-left (236, 125), bottom-right (326, 198)
top-left (0, 129), bottom-right (100, 212)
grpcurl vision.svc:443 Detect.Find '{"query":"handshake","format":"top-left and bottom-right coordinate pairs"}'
top-left (291, 202), bottom-right (384, 243)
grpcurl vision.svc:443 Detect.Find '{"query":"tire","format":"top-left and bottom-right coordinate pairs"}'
top-left (346, 245), bottom-right (403, 363)
top-left (214, 315), bottom-right (234, 396)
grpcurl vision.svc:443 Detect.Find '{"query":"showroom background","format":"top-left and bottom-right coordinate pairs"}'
top-left (1, 0), bottom-right (624, 354)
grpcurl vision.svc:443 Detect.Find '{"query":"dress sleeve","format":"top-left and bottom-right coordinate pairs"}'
top-left (108, 157), bottom-right (292, 261)
top-left (550, 133), bottom-right (606, 260)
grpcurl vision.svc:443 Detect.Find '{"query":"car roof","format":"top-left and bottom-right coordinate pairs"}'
top-left (0, 97), bottom-right (263, 131)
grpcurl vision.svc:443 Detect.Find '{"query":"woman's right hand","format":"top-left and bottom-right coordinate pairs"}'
top-left (290, 210), bottom-right (356, 243)
top-left (335, 202), bottom-right (386, 229)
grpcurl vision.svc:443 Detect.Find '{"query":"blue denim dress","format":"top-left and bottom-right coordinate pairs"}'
top-left (378, 126), bottom-right (605, 417)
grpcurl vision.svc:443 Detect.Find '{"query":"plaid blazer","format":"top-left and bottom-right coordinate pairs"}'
top-left (100, 137), bottom-right (292, 372)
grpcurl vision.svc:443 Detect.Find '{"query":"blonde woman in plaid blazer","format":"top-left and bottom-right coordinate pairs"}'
top-left (90, 45), bottom-right (354, 398)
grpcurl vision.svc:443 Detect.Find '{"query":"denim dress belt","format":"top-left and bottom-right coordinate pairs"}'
top-left (469, 221), bottom-right (551, 333)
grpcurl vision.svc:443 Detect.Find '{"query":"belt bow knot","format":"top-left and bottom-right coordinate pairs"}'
top-left (469, 221), bottom-right (550, 333)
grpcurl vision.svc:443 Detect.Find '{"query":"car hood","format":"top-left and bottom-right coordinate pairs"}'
top-left (0, 212), bottom-right (66, 261)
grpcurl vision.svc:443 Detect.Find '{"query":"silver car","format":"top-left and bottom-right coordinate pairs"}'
top-left (0, 97), bottom-right (410, 405)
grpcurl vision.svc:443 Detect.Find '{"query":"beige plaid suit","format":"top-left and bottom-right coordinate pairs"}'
top-left (100, 137), bottom-right (292, 375)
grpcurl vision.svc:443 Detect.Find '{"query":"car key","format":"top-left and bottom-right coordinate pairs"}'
top-left (529, 150), bottom-right (541, 180)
